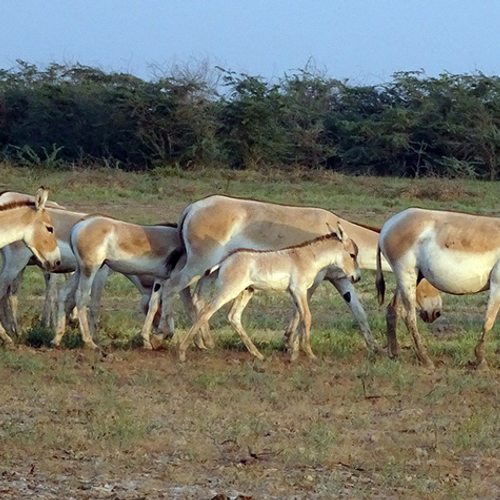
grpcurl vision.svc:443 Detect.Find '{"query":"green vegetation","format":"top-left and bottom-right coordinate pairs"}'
top-left (2, 61), bottom-right (500, 178)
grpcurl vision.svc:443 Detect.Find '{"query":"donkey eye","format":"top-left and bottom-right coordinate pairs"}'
top-left (47, 226), bottom-right (54, 233)
top-left (350, 253), bottom-right (356, 258)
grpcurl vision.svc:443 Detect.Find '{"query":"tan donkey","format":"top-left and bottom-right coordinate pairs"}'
top-left (377, 207), bottom-right (500, 369)
top-left (52, 215), bottom-right (188, 349)
top-left (178, 224), bottom-right (360, 362)
top-left (144, 195), bottom-right (442, 352)
top-left (0, 187), bottom-right (61, 345)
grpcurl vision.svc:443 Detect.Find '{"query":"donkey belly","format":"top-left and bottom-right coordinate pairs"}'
top-left (419, 249), bottom-right (492, 295)
top-left (105, 256), bottom-right (165, 277)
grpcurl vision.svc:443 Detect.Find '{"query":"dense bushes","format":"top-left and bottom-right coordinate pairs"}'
top-left (1, 61), bottom-right (500, 178)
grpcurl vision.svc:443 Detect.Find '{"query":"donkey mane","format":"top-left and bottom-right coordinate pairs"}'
top-left (225, 231), bottom-right (343, 259)
top-left (0, 200), bottom-right (36, 212)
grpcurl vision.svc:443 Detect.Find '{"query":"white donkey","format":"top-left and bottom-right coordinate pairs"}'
top-left (0, 188), bottom-right (61, 345)
top-left (53, 215), bottom-right (189, 349)
top-left (178, 224), bottom-right (359, 362)
top-left (142, 195), bottom-right (442, 351)
top-left (377, 207), bottom-right (500, 369)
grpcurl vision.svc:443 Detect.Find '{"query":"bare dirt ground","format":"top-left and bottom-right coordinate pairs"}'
top-left (1, 347), bottom-right (500, 500)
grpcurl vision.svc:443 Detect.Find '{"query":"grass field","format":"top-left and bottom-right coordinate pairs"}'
top-left (1, 164), bottom-right (500, 499)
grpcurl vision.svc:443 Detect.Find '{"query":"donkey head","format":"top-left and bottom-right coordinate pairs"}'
top-left (25, 187), bottom-right (61, 271)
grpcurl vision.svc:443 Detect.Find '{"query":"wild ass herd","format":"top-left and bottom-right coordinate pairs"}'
top-left (0, 187), bottom-right (498, 369)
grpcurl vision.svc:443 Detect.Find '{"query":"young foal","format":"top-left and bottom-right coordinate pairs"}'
top-left (178, 224), bottom-right (360, 362)
top-left (0, 187), bottom-right (60, 345)
top-left (52, 215), bottom-right (183, 349)
top-left (377, 207), bottom-right (500, 369)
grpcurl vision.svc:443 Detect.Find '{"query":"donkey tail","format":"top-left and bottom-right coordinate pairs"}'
top-left (375, 244), bottom-right (386, 306)
top-left (165, 208), bottom-right (190, 276)
top-left (165, 246), bottom-right (185, 276)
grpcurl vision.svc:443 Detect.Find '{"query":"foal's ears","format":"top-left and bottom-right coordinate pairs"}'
top-left (327, 222), bottom-right (347, 242)
top-left (335, 222), bottom-right (347, 243)
top-left (35, 187), bottom-right (49, 211)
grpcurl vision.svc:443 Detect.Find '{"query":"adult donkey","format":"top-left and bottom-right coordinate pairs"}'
top-left (142, 195), bottom-right (442, 351)
top-left (377, 207), bottom-right (500, 369)
top-left (0, 187), bottom-right (61, 345)
top-left (53, 215), bottom-right (188, 349)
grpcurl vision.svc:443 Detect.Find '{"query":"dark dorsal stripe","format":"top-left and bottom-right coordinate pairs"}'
top-left (0, 200), bottom-right (36, 212)
top-left (226, 231), bottom-right (342, 259)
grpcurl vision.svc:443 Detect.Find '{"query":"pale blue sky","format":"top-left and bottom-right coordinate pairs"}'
top-left (2, 1), bottom-right (500, 84)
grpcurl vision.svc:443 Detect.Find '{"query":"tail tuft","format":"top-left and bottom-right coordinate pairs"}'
top-left (375, 245), bottom-right (386, 306)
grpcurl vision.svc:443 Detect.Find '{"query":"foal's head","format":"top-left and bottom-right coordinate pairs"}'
top-left (327, 222), bottom-right (361, 283)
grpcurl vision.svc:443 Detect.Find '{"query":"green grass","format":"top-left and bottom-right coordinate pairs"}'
top-left (3, 164), bottom-right (500, 498)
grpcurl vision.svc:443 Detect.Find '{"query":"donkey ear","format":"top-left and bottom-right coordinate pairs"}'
top-left (335, 222), bottom-right (347, 242)
top-left (35, 187), bottom-right (49, 211)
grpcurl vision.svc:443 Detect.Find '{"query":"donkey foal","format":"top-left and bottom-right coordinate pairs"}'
top-left (178, 224), bottom-right (360, 362)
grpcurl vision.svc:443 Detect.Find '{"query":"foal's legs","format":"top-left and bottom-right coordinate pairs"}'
top-left (227, 288), bottom-right (264, 360)
top-left (178, 284), bottom-right (247, 362)
top-left (289, 288), bottom-right (315, 361)
top-left (284, 282), bottom-right (318, 350)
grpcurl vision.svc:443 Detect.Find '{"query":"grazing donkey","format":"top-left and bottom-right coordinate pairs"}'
top-left (178, 224), bottom-right (360, 362)
top-left (377, 207), bottom-right (500, 369)
top-left (142, 195), bottom-right (442, 352)
top-left (53, 215), bottom-right (188, 349)
top-left (0, 187), bottom-right (61, 345)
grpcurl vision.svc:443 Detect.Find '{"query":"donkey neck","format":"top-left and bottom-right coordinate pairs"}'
top-left (0, 206), bottom-right (34, 248)
top-left (296, 237), bottom-right (343, 272)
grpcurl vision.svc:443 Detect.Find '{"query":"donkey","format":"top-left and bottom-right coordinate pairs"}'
top-left (0, 191), bottom-right (68, 333)
top-left (0, 187), bottom-right (61, 345)
top-left (142, 195), bottom-right (442, 352)
top-left (377, 207), bottom-right (500, 369)
top-left (52, 215), bottom-right (189, 349)
top-left (178, 224), bottom-right (359, 362)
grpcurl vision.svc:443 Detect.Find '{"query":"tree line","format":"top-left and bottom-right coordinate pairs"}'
top-left (1, 61), bottom-right (500, 179)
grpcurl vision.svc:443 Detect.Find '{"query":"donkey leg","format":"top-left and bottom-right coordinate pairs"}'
top-left (475, 273), bottom-right (500, 368)
top-left (41, 272), bottom-right (58, 329)
top-left (192, 275), bottom-right (217, 349)
top-left (88, 266), bottom-right (110, 341)
top-left (227, 289), bottom-right (264, 360)
top-left (386, 290), bottom-right (403, 358)
top-left (0, 267), bottom-right (26, 337)
top-left (53, 272), bottom-right (79, 346)
top-left (289, 289), bottom-right (315, 361)
top-left (178, 286), bottom-right (208, 350)
top-left (398, 275), bottom-right (434, 369)
top-left (331, 277), bottom-right (379, 354)
top-left (179, 286), bottom-right (244, 362)
top-left (141, 280), bottom-right (163, 350)
top-left (75, 269), bottom-right (100, 350)
top-left (284, 283), bottom-right (317, 350)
